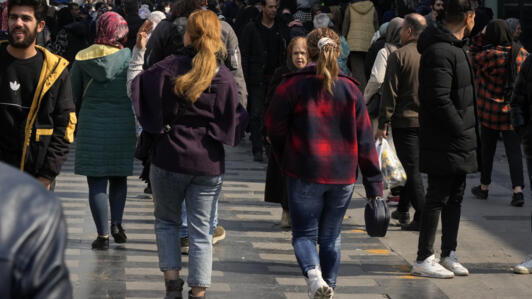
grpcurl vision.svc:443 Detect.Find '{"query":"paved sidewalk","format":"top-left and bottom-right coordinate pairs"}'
top-left (56, 138), bottom-right (448, 298)
top-left (381, 141), bottom-right (532, 299)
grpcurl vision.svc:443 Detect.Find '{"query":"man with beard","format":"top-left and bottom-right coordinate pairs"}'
top-left (0, 0), bottom-right (76, 190)
top-left (411, 0), bottom-right (478, 278)
top-left (425, 0), bottom-right (443, 25)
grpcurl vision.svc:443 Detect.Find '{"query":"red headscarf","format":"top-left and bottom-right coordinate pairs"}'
top-left (94, 12), bottom-right (129, 49)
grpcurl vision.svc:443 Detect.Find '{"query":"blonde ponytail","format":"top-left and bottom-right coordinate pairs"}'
top-left (174, 10), bottom-right (226, 103)
top-left (307, 28), bottom-right (341, 94)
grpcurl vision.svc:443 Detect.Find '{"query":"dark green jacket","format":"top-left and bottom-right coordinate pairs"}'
top-left (71, 44), bottom-right (136, 177)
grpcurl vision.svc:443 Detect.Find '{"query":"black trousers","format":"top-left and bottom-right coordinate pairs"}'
top-left (248, 84), bottom-right (267, 155)
top-left (480, 126), bottom-right (524, 188)
top-left (417, 174), bottom-right (466, 261)
top-left (392, 127), bottom-right (425, 222)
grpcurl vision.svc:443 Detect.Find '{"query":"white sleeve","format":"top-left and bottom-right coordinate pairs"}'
top-left (127, 46), bottom-right (146, 99)
top-left (363, 48), bottom-right (389, 102)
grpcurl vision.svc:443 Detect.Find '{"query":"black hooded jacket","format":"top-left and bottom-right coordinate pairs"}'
top-left (511, 55), bottom-right (532, 158)
top-left (417, 23), bottom-right (479, 175)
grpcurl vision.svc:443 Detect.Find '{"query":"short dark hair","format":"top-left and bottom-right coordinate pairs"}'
top-left (404, 14), bottom-right (426, 37)
top-left (171, 0), bottom-right (202, 18)
top-left (123, 0), bottom-right (139, 15)
top-left (260, 0), bottom-right (276, 7)
top-left (8, 0), bottom-right (47, 21)
top-left (440, 0), bottom-right (478, 24)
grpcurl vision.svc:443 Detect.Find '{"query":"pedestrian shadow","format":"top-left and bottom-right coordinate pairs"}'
top-left (460, 262), bottom-right (516, 274)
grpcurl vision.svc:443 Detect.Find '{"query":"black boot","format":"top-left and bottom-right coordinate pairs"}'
top-left (391, 210), bottom-right (410, 225)
top-left (165, 279), bottom-right (184, 299)
top-left (471, 185), bottom-right (488, 200)
top-left (111, 223), bottom-right (127, 243)
top-left (511, 192), bottom-right (524, 207)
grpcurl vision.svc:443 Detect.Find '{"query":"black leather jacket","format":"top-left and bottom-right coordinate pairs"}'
top-left (0, 162), bottom-right (72, 299)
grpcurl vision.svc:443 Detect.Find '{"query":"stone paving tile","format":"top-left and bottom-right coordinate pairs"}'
top-left (55, 140), bottom-right (447, 298)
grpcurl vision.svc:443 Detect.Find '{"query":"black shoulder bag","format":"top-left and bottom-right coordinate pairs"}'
top-left (134, 98), bottom-right (190, 161)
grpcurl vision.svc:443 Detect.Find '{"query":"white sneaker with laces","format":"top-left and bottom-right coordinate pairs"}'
top-left (440, 251), bottom-right (469, 276)
top-left (411, 254), bottom-right (455, 278)
top-left (514, 255), bottom-right (532, 274)
top-left (306, 268), bottom-right (334, 299)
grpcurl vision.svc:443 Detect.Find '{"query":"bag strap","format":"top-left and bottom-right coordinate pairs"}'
top-left (82, 78), bottom-right (94, 99)
top-left (505, 45), bottom-right (521, 91)
top-left (503, 45), bottom-right (521, 103)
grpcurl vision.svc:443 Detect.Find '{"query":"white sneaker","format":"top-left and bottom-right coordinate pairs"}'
top-left (514, 255), bottom-right (532, 274)
top-left (306, 268), bottom-right (334, 299)
top-left (440, 251), bottom-right (469, 276)
top-left (411, 254), bottom-right (455, 278)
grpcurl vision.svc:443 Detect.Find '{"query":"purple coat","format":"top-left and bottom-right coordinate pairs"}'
top-left (131, 54), bottom-right (249, 176)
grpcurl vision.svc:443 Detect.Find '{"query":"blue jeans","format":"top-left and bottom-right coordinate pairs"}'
top-left (87, 176), bottom-right (127, 236)
top-left (286, 176), bottom-right (355, 288)
top-left (150, 165), bottom-right (222, 288)
top-left (180, 201), bottom-right (219, 238)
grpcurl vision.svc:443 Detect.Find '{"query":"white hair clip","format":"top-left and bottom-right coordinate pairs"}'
top-left (317, 37), bottom-right (336, 51)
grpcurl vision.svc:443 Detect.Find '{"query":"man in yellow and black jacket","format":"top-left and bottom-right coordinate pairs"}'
top-left (0, 0), bottom-right (76, 190)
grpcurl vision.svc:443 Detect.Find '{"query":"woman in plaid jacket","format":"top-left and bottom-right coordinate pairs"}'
top-left (470, 19), bottom-right (529, 207)
top-left (266, 27), bottom-right (382, 298)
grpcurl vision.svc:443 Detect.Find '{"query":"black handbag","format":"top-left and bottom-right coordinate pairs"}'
top-left (364, 198), bottom-right (390, 237)
top-left (134, 97), bottom-right (190, 161)
top-left (367, 89), bottom-right (382, 119)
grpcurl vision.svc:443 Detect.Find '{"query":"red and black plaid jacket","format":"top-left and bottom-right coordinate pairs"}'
top-left (265, 66), bottom-right (383, 198)
top-left (471, 45), bottom-right (528, 130)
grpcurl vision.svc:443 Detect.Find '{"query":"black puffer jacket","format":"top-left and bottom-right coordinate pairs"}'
top-left (511, 55), bottom-right (532, 158)
top-left (417, 23), bottom-right (479, 175)
top-left (0, 162), bottom-right (72, 298)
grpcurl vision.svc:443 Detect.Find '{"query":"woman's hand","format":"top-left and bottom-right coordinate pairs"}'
top-left (136, 20), bottom-right (154, 50)
top-left (375, 128), bottom-right (387, 141)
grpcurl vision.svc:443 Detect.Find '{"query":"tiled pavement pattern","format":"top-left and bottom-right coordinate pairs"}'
top-left (56, 138), bottom-right (447, 299)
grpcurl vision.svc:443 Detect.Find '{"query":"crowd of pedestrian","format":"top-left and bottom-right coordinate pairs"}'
top-left (1, 0), bottom-right (532, 298)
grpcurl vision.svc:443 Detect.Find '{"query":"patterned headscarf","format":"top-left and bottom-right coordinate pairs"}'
top-left (94, 12), bottom-right (129, 49)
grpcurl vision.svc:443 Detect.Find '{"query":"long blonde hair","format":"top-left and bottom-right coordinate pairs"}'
top-left (174, 10), bottom-right (226, 102)
top-left (307, 28), bottom-right (340, 94)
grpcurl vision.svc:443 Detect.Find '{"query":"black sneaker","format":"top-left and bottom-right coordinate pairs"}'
top-left (144, 184), bottom-right (152, 195)
top-left (111, 223), bottom-right (127, 243)
top-left (401, 220), bottom-right (420, 231)
top-left (391, 210), bottom-right (410, 225)
top-left (91, 236), bottom-right (109, 250)
top-left (164, 278), bottom-right (184, 299)
top-left (511, 192), bottom-right (525, 207)
top-left (471, 185), bottom-right (488, 200)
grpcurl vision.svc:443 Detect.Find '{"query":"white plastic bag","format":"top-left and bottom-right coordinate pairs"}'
top-left (375, 139), bottom-right (407, 190)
